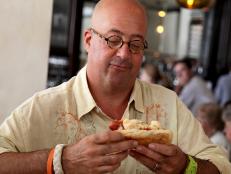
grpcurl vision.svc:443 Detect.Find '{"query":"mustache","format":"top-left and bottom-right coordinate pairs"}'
top-left (109, 56), bottom-right (133, 68)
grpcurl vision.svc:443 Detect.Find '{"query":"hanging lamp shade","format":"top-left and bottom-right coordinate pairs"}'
top-left (176, 0), bottom-right (212, 9)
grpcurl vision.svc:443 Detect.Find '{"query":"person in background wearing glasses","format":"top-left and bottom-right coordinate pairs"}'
top-left (0, 0), bottom-right (230, 173)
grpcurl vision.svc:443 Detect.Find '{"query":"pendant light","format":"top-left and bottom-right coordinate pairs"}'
top-left (176, 0), bottom-right (213, 9)
top-left (156, 25), bottom-right (164, 34)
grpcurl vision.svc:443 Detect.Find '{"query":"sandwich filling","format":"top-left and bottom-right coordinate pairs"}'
top-left (109, 119), bottom-right (172, 145)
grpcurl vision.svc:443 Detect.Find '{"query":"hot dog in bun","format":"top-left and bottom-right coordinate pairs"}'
top-left (109, 119), bottom-right (172, 145)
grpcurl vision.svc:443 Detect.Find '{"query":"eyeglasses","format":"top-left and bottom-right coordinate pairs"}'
top-left (90, 28), bottom-right (148, 54)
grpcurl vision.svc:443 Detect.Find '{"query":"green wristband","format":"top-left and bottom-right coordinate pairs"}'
top-left (184, 155), bottom-right (198, 174)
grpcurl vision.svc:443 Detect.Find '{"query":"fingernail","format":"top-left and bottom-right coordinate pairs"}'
top-left (149, 144), bottom-right (155, 149)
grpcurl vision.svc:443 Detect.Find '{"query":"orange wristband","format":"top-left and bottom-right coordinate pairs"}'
top-left (47, 148), bottom-right (55, 174)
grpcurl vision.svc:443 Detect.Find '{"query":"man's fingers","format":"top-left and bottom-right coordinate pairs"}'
top-left (96, 140), bottom-right (138, 155)
top-left (129, 150), bottom-right (157, 170)
top-left (135, 145), bottom-right (165, 162)
top-left (96, 151), bottom-right (128, 166)
top-left (95, 163), bottom-right (121, 174)
top-left (93, 131), bottom-right (125, 144)
top-left (149, 143), bottom-right (178, 157)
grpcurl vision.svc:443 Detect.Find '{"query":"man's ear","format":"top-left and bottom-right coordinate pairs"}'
top-left (83, 29), bottom-right (92, 53)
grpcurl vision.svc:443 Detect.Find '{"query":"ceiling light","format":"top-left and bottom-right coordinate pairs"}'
top-left (176, 0), bottom-right (212, 9)
top-left (156, 25), bottom-right (164, 34)
top-left (158, 10), bottom-right (166, 17)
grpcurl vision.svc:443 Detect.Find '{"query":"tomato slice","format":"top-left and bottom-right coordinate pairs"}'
top-left (109, 120), bottom-right (123, 130)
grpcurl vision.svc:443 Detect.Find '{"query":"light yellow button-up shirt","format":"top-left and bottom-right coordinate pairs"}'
top-left (0, 66), bottom-right (231, 173)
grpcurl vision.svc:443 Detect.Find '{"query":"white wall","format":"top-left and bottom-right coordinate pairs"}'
top-left (0, 1), bottom-right (53, 123)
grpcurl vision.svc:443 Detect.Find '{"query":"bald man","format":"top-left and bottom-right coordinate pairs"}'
top-left (0, 0), bottom-right (230, 173)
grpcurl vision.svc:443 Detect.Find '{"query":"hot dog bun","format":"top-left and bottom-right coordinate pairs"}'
top-left (116, 119), bottom-right (172, 145)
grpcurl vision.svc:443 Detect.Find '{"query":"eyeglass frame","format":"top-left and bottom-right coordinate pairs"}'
top-left (89, 28), bottom-right (148, 54)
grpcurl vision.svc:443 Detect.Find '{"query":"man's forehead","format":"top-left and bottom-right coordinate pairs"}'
top-left (105, 28), bottom-right (145, 39)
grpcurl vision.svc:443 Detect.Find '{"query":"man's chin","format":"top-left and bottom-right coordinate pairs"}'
top-left (107, 76), bottom-right (133, 88)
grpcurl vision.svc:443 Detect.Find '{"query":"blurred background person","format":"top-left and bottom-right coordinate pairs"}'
top-left (139, 61), bottom-right (172, 89)
top-left (196, 103), bottom-right (229, 154)
top-left (173, 58), bottom-right (215, 114)
top-left (215, 66), bottom-right (231, 107)
top-left (222, 105), bottom-right (231, 143)
top-left (222, 105), bottom-right (231, 160)
top-left (224, 101), bottom-right (231, 109)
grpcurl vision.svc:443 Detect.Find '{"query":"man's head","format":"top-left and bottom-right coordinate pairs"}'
top-left (196, 103), bottom-right (223, 137)
top-left (84, 0), bottom-right (148, 91)
top-left (222, 106), bottom-right (231, 143)
top-left (173, 58), bottom-right (194, 86)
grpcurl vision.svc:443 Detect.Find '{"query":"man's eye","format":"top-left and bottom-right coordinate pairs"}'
top-left (108, 36), bottom-right (122, 42)
top-left (130, 41), bottom-right (144, 49)
top-left (130, 44), bottom-right (140, 49)
top-left (109, 40), bottom-right (121, 44)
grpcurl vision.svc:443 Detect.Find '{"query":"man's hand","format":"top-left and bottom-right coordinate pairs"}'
top-left (62, 131), bottom-right (138, 174)
top-left (129, 143), bottom-right (187, 174)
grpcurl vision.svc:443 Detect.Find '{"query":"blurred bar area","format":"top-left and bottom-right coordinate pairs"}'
top-left (47, 0), bottom-right (231, 88)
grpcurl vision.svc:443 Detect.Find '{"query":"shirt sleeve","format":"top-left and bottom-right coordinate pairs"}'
top-left (176, 97), bottom-right (231, 173)
top-left (0, 111), bottom-right (26, 154)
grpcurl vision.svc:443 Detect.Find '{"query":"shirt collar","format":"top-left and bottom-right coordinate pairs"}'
top-left (73, 66), bottom-right (144, 118)
top-left (128, 80), bottom-right (144, 113)
top-left (73, 66), bottom-right (96, 119)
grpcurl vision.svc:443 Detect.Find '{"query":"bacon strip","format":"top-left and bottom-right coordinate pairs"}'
top-left (141, 127), bottom-right (152, 130)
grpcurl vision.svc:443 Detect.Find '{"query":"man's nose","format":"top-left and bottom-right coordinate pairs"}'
top-left (117, 42), bottom-right (132, 59)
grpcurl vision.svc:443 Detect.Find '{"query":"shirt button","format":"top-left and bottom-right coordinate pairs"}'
top-left (96, 107), bottom-right (100, 113)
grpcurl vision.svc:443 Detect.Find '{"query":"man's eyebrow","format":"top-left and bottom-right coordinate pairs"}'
top-left (130, 34), bottom-right (144, 40)
top-left (107, 28), bottom-right (145, 40)
top-left (107, 28), bottom-right (123, 35)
